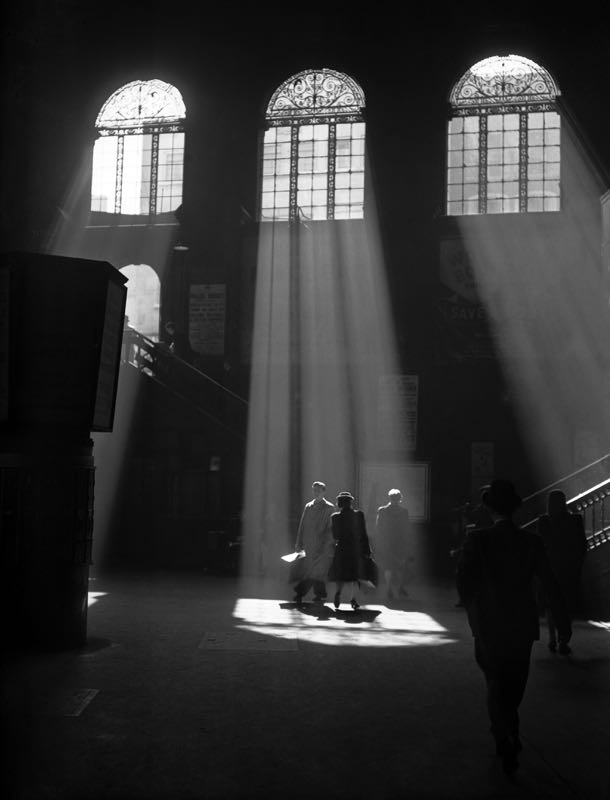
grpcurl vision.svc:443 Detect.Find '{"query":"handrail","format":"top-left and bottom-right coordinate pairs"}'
top-left (121, 326), bottom-right (248, 440)
top-left (123, 327), bottom-right (248, 406)
top-left (521, 452), bottom-right (610, 504)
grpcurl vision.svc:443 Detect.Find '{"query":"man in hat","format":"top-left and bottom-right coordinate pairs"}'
top-left (456, 479), bottom-right (570, 777)
top-left (292, 482), bottom-right (336, 604)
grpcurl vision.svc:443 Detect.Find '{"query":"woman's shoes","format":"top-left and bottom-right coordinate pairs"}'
top-left (334, 592), bottom-right (341, 609)
top-left (351, 598), bottom-right (360, 610)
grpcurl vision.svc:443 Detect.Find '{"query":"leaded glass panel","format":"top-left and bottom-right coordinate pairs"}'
top-left (91, 80), bottom-right (186, 217)
top-left (447, 56), bottom-right (561, 216)
top-left (261, 69), bottom-right (365, 221)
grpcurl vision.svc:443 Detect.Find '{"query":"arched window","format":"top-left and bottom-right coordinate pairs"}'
top-left (91, 80), bottom-right (186, 217)
top-left (261, 68), bottom-right (366, 221)
top-left (447, 55), bottom-right (560, 216)
top-left (120, 264), bottom-right (161, 339)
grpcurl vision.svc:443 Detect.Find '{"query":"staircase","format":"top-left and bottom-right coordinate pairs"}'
top-left (121, 326), bottom-right (248, 441)
top-left (516, 454), bottom-right (610, 618)
top-left (516, 453), bottom-right (610, 551)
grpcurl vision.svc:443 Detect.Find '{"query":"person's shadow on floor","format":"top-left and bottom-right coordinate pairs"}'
top-left (279, 601), bottom-right (381, 623)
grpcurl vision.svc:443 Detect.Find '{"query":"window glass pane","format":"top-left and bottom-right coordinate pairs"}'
top-left (544, 162), bottom-right (560, 179)
top-left (504, 197), bottom-right (519, 213)
top-left (276, 176), bottom-right (290, 191)
top-left (447, 200), bottom-right (462, 215)
top-left (447, 168), bottom-right (462, 185)
top-left (488, 115), bottom-right (503, 131)
top-left (487, 199), bottom-right (502, 213)
top-left (448, 118), bottom-right (463, 134)
top-left (335, 189), bottom-right (349, 204)
top-left (488, 165), bottom-right (502, 181)
top-left (488, 132), bottom-right (502, 148)
top-left (448, 134), bottom-right (463, 151)
top-left (529, 112), bottom-right (544, 128)
top-left (528, 130), bottom-right (544, 146)
top-left (504, 181), bottom-right (519, 197)
top-left (277, 126), bottom-right (291, 141)
top-left (504, 114), bottom-right (519, 130)
top-left (544, 197), bottom-right (560, 211)
top-left (336, 156), bottom-right (350, 172)
top-left (299, 125), bottom-right (314, 140)
top-left (504, 148), bottom-right (519, 164)
top-left (352, 122), bottom-right (365, 138)
top-left (463, 199), bottom-right (478, 214)
top-left (545, 146), bottom-right (560, 162)
top-left (488, 150), bottom-right (502, 165)
top-left (336, 123), bottom-right (351, 139)
top-left (276, 159), bottom-right (290, 174)
top-left (527, 197), bottom-right (544, 211)
top-left (504, 131), bottom-right (519, 147)
top-left (464, 116), bottom-right (479, 132)
top-left (298, 174), bottom-right (312, 189)
top-left (463, 167), bottom-right (478, 182)
top-left (448, 184), bottom-right (462, 202)
top-left (314, 125), bottom-right (329, 140)
top-left (503, 165), bottom-right (518, 180)
top-left (544, 128), bottom-right (560, 145)
top-left (311, 189), bottom-right (326, 205)
top-left (277, 142), bottom-right (291, 158)
top-left (336, 173), bottom-right (349, 188)
top-left (312, 206), bottom-right (327, 219)
top-left (529, 147), bottom-right (543, 163)
top-left (464, 133), bottom-right (479, 149)
top-left (121, 134), bottom-right (152, 214)
top-left (312, 174), bottom-right (326, 189)
top-left (528, 162), bottom-right (543, 180)
top-left (91, 136), bottom-right (118, 212)
top-left (544, 111), bottom-right (560, 127)
top-left (350, 172), bottom-right (364, 188)
top-left (298, 157), bottom-right (313, 173)
top-left (464, 150), bottom-right (479, 166)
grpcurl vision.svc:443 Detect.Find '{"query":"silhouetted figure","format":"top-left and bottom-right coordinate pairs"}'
top-left (456, 479), bottom-right (570, 777)
top-left (375, 489), bottom-right (412, 598)
top-left (164, 321), bottom-right (194, 363)
top-left (292, 482), bottom-right (335, 604)
top-left (451, 488), bottom-right (494, 607)
top-left (536, 490), bottom-right (587, 653)
top-left (329, 492), bottom-right (372, 610)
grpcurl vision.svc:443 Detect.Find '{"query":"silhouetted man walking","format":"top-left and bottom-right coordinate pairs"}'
top-left (456, 479), bottom-right (570, 776)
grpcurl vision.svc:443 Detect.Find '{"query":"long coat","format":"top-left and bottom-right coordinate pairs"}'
top-left (294, 497), bottom-right (335, 582)
top-left (374, 502), bottom-right (411, 570)
top-left (328, 508), bottom-right (372, 582)
top-left (536, 511), bottom-right (587, 610)
top-left (456, 519), bottom-right (570, 644)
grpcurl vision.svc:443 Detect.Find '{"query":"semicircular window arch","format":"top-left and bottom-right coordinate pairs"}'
top-left (261, 68), bottom-right (366, 222)
top-left (446, 55), bottom-right (561, 216)
top-left (91, 79), bottom-right (186, 217)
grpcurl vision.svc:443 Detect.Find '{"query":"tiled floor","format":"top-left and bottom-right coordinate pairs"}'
top-left (3, 572), bottom-right (609, 799)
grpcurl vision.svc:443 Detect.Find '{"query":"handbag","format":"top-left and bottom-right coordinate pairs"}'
top-left (360, 555), bottom-right (379, 587)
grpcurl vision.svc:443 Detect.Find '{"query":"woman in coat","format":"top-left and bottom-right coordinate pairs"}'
top-left (329, 492), bottom-right (372, 609)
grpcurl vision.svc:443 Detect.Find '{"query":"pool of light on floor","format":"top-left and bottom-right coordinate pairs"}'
top-left (232, 598), bottom-right (457, 647)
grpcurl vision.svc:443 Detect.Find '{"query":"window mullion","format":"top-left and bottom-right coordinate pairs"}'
top-left (478, 115), bottom-right (487, 215)
top-left (289, 125), bottom-right (299, 222)
top-left (150, 132), bottom-right (159, 216)
top-left (115, 135), bottom-right (124, 213)
top-left (327, 122), bottom-right (336, 220)
top-left (519, 112), bottom-right (528, 213)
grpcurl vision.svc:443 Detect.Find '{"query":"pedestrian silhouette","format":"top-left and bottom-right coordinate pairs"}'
top-left (536, 490), bottom-right (587, 653)
top-left (291, 481), bottom-right (335, 604)
top-left (328, 492), bottom-right (373, 610)
top-left (456, 479), bottom-right (570, 776)
top-left (375, 489), bottom-right (412, 599)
